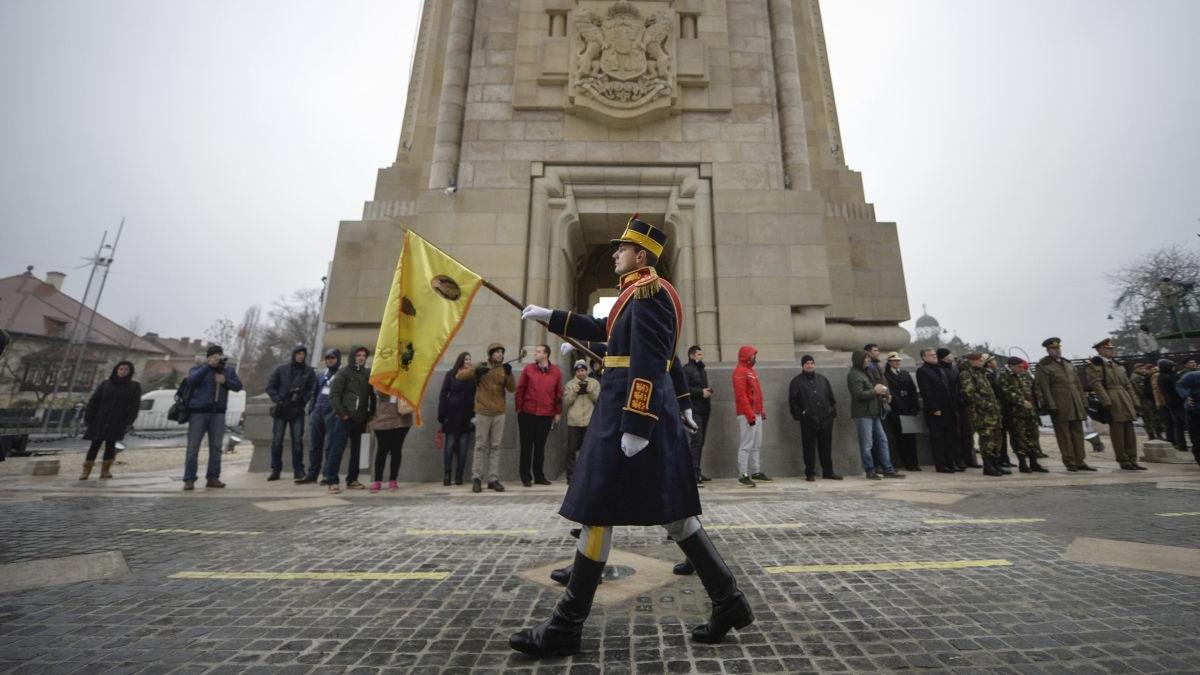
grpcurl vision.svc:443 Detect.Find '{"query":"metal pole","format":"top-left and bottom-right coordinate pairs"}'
top-left (41, 230), bottom-right (107, 431)
top-left (311, 262), bottom-right (332, 367)
top-left (58, 218), bottom-right (124, 431)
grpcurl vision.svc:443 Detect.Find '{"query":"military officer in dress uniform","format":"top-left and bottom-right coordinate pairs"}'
top-left (513, 216), bottom-right (754, 657)
top-left (1087, 338), bottom-right (1146, 470)
top-left (1035, 337), bottom-right (1096, 472)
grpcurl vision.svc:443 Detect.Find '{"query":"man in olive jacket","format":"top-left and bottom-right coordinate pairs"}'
top-left (1086, 338), bottom-right (1144, 470)
top-left (847, 349), bottom-right (903, 479)
top-left (459, 342), bottom-right (517, 493)
top-left (1034, 337), bottom-right (1095, 471)
top-left (324, 346), bottom-right (377, 491)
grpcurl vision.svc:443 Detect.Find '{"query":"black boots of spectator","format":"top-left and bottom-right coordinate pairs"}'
top-left (675, 528), bottom-right (754, 643)
top-left (510, 552), bottom-right (604, 657)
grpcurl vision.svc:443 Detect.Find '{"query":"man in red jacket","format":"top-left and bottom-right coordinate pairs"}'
top-left (516, 344), bottom-right (563, 486)
top-left (733, 345), bottom-right (770, 486)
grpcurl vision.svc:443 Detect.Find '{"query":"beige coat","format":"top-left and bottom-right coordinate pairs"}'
top-left (563, 376), bottom-right (600, 427)
top-left (368, 389), bottom-right (415, 431)
top-left (1085, 359), bottom-right (1138, 423)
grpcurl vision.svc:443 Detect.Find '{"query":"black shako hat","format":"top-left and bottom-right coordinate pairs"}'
top-left (611, 213), bottom-right (667, 259)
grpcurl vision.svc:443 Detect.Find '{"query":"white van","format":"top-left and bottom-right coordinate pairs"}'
top-left (135, 389), bottom-right (246, 430)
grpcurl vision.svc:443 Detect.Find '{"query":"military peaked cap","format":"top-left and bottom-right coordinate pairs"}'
top-left (1041, 337), bottom-right (1061, 348)
top-left (1092, 338), bottom-right (1114, 350)
top-left (611, 213), bottom-right (667, 259)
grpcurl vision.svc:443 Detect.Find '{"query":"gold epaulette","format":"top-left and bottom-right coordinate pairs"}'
top-left (632, 276), bottom-right (660, 300)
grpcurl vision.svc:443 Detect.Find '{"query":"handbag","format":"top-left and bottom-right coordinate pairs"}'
top-left (167, 378), bottom-right (192, 424)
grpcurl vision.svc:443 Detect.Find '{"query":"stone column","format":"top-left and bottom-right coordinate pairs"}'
top-left (665, 201), bottom-right (697, 354)
top-left (428, 0), bottom-right (477, 190)
top-left (767, 0), bottom-right (812, 191)
top-left (688, 176), bottom-right (721, 359)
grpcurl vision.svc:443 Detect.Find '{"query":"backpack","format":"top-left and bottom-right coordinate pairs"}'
top-left (167, 377), bottom-right (193, 424)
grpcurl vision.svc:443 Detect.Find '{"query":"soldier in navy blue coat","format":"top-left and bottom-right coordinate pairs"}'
top-left (511, 217), bottom-right (754, 658)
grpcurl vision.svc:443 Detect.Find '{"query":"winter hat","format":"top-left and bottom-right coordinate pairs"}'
top-left (206, 344), bottom-right (224, 357)
top-left (800, 354), bottom-right (815, 365)
top-left (936, 348), bottom-right (951, 360)
top-left (574, 359), bottom-right (588, 371)
top-left (1007, 356), bottom-right (1026, 367)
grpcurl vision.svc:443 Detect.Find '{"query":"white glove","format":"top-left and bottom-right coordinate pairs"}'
top-left (620, 433), bottom-right (649, 457)
top-left (682, 408), bottom-right (699, 434)
top-left (521, 305), bottom-right (552, 322)
top-left (560, 342), bottom-right (574, 356)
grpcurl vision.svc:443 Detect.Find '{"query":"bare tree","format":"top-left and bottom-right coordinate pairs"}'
top-left (204, 318), bottom-right (237, 350)
top-left (240, 289), bottom-right (322, 392)
top-left (1106, 245), bottom-right (1200, 352)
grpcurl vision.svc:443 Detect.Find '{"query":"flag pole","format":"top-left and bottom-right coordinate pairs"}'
top-left (481, 280), bottom-right (603, 364)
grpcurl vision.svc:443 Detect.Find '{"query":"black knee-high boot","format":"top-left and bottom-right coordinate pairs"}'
top-left (510, 551), bottom-right (604, 657)
top-left (676, 528), bottom-right (754, 643)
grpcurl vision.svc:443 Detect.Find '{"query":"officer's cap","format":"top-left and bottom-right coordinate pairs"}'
top-left (1041, 337), bottom-right (1061, 348)
top-left (1092, 338), bottom-right (1114, 350)
top-left (611, 213), bottom-right (667, 259)
top-left (886, 351), bottom-right (902, 361)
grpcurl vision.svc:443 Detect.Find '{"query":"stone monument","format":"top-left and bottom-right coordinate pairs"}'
top-left (320, 0), bottom-right (913, 479)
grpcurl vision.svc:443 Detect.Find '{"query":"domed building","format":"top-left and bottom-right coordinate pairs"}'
top-left (914, 305), bottom-right (942, 342)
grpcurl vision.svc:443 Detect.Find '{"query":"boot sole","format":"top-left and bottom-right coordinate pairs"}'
top-left (508, 637), bottom-right (580, 657)
top-left (691, 610), bottom-right (753, 638)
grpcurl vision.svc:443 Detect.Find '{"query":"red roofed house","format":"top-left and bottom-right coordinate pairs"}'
top-left (0, 267), bottom-right (166, 408)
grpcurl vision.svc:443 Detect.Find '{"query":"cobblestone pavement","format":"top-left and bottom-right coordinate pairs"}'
top-left (1, 454), bottom-right (1199, 673)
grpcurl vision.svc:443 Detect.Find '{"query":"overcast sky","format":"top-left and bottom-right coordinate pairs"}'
top-left (2, 0), bottom-right (1198, 360)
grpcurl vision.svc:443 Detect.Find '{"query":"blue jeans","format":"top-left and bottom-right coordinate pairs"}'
top-left (271, 415), bottom-right (305, 477)
top-left (323, 416), bottom-right (362, 485)
top-left (184, 412), bottom-right (225, 482)
top-left (854, 416), bottom-right (895, 475)
top-left (443, 432), bottom-right (472, 477)
top-left (306, 408), bottom-right (331, 480)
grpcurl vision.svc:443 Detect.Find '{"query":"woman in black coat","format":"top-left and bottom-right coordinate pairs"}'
top-left (438, 351), bottom-right (476, 486)
top-left (81, 361), bottom-right (142, 480)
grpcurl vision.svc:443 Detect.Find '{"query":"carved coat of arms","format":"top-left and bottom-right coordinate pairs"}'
top-left (573, 1), bottom-right (674, 112)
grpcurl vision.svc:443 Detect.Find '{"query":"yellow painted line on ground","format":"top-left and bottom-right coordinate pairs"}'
top-left (171, 571), bottom-right (449, 581)
top-left (127, 527), bottom-right (263, 536)
top-left (707, 523), bottom-right (806, 531)
top-left (765, 559), bottom-right (1012, 574)
top-left (1156, 512), bottom-right (1200, 517)
top-left (405, 528), bottom-right (538, 536)
top-left (923, 518), bottom-right (1046, 525)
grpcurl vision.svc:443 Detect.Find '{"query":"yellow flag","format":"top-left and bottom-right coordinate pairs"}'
top-left (370, 230), bottom-right (483, 426)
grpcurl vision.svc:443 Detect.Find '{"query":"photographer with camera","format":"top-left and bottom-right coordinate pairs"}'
top-left (562, 359), bottom-right (599, 485)
top-left (265, 344), bottom-right (316, 481)
top-left (181, 345), bottom-right (244, 491)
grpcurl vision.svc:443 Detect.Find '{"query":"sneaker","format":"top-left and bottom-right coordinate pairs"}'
top-left (347, 481), bottom-right (366, 489)
top-left (205, 479), bottom-right (225, 488)
top-left (369, 481), bottom-right (382, 493)
top-left (738, 474), bottom-right (756, 487)
top-left (183, 481), bottom-right (195, 491)
top-left (750, 472), bottom-right (772, 482)
top-left (388, 480), bottom-right (399, 490)
top-left (882, 472), bottom-right (906, 479)
top-left (865, 472), bottom-right (882, 481)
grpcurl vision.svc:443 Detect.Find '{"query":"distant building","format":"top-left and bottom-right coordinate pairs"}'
top-left (0, 267), bottom-right (164, 408)
top-left (905, 305), bottom-right (967, 358)
top-left (139, 333), bottom-right (213, 390)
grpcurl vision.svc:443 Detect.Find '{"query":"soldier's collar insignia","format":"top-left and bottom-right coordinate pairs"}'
top-left (619, 266), bottom-right (657, 290)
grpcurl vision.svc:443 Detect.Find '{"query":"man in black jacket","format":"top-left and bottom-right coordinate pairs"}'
top-left (884, 352), bottom-right (921, 471)
top-left (788, 355), bottom-right (841, 480)
top-left (917, 348), bottom-right (959, 473)
top-left (682, 345), bottom-right (713, 484)
top-left (265, 344), bottom-right (317, 481)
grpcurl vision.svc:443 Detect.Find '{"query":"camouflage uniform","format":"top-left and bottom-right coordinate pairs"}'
top-left (960, 363), bottom-right (1002, 459)
top-left (997, 371), bottom-right (1039, 458)
top-left (1130, 372), bottom-right (1162, 439)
